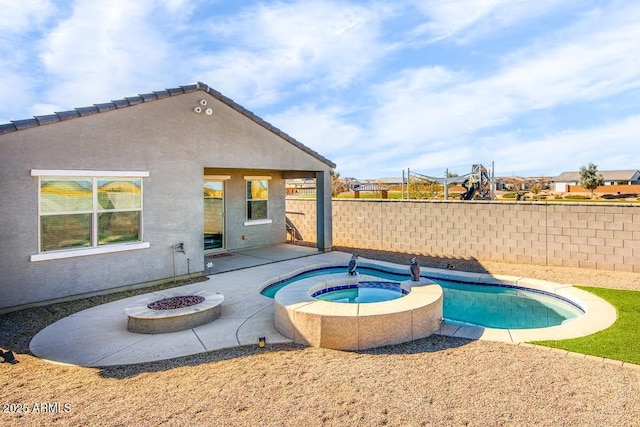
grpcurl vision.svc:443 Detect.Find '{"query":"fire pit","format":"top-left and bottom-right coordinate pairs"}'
top-left (147, 295), bottom-right (205, 310)
top-left (125, 290), bottom-right (223, 334)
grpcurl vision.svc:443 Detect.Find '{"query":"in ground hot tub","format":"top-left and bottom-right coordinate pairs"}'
top-left (273, 275), bottom-right (443, 350)
top-left (312, 281), bottom-right (408, 303)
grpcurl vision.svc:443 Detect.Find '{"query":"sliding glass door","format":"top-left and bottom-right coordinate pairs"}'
top-left (204, 180), bottom-right (224, 251)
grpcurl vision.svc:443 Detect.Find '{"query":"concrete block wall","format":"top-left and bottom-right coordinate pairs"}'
top-left (286, 205), bottom-right (317, 242)
top-left (566, 184), bottom-right (640, 194)
top-left (286, 198), bottom-right (640, 272)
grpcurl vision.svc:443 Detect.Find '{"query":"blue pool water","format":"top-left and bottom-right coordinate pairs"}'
top-left (438, 279), bottom-right (583, 329)
top-left (261, 267), bottom-right (407, 298)
top-left (311, 281), bottom-right (407, 303)
top-left (261, 267), bottom-right (584, 329)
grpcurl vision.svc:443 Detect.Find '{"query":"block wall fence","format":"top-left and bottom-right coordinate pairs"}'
top-left (286, 198), bottom-right (640, 272)
top-left (566, 184), bottom-right (640, 194)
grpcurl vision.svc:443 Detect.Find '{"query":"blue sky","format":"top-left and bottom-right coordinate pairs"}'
top-left (2, 0), bottom-right (639, 179)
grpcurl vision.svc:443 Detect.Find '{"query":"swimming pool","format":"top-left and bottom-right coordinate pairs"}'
top-left (261, 266), bottom-right (584, 330)
top-left (440, 279), bottom-right (583, 329)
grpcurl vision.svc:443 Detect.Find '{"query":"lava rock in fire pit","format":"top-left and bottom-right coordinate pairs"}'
top-left (147, 295), bottom-right (205, 310)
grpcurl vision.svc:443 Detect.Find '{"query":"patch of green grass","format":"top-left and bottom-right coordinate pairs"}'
top-left (564, 194), bottom-right (591, 200)
top-left (533, 286), bottom-right (640, 364)
top-left (334, 192), bottom-right (406, 199)
top-left (289, 194), bottom-right (316, 199)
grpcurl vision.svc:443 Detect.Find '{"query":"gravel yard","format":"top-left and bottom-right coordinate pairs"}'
top-left (2, 247), bottom-right (640, 426)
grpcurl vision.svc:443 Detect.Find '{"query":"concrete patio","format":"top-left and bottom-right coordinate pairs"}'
top-left (29, 244), bottom-right (616, 367)
top-left (30, 245), bottom-right (346, 367)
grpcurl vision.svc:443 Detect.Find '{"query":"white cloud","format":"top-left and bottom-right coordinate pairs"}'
top-left (0, 0), bottom-right (56, 33)
top-left (410, 0), bottom-right (508, 41)
top-left (1, 0), bottom-right (638, 180)
top-left (265, 103), bottom-right (364, 157)
top-left (408, 0), bottom-right (567, 44)
top-left (196, 0), bottom-right (391, 107)
top-left (490, 114), bottom-right (640, 175)
top-left (0, 0), bottom-right (59, 120)
top-left (160, 0), bottom-right (193, 14)
top-left (492, 14), bottom-right (640, 110)
top-left (253, 1), bottom-right (640, 178)
top-left (404, 112), bottom-right (640, 178)
top-left (369, 67), bottom-right (515, 151)
top-left (35, 0), bottom-right (202, 112)
top-left (367, 1), bottom-right (640, 158)
top-left (409, 146), bottom-right (476, 176)
top-left (0, 73), bottom-right (37, 122)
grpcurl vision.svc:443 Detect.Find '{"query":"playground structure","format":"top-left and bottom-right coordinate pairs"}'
top-left (403, 163), bottom-right (494, 201)
top-left (459, 164), bottom-right (491, 200)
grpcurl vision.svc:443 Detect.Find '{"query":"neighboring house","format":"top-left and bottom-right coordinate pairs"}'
top-left (356, 177), bottom-right (404, 191)
top-left (350, 184), bottom-right (389, 199)
top-left (0, 82), bottom-right (335, 312)
top-left (552, 170), bottom-right (640, 192)
top-left (362, 177), bottom-right (404, 187)
top-left (285, 178), bottom-right (316, 195)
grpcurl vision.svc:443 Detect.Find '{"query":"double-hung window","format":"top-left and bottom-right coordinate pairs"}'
top-left (244, 176), bottom-right (271, 225)
top-left (31, 170), bottom-right (149, 261)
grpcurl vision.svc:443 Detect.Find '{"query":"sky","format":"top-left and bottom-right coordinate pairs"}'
top-left (1, 0), bottom-right (639, 179)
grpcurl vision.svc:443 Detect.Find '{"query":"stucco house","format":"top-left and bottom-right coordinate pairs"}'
top-left (0, 82), bottom-right (334, 312)
top-left (552, 170), bottom-right (640, 192)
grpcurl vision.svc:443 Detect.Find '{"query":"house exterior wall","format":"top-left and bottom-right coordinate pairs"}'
top-left (204, 168), bottom-right (287, 251)
top-left (286, 198), bottom-right (640, 272)
top-left (554, 182), bottom-right (568, 192)
top-left (0, 91), bottom-right (332, 311)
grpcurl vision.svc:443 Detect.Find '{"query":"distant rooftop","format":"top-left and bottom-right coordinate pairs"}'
top-left (553, 170), bottom-right (640, 182)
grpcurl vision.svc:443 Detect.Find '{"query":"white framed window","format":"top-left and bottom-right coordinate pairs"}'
top-left (30, 170), bottom-right (149, 261)
top-left (244, 176), bottom-right (272, 225)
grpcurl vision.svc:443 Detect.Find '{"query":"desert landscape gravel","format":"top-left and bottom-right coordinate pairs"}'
top-left (2, 246), bottom-right (639, 426)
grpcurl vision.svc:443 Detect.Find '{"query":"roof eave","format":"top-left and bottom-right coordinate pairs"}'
top-left (0, 81), bottom-right (336, 170)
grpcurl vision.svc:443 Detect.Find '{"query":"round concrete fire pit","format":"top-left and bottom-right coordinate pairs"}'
top-left (125, 290), bottom-right (223, 334)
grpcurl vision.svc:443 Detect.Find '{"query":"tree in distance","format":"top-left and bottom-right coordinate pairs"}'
top-left (579, 163), bottom-right (604, 199)
top-left (331, 170), bottom-right (349, 197)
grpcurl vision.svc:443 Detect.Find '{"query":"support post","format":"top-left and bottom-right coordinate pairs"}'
top-left (444, 168), bottom-right (449, 200)
top-left (315, 170), bottom-right (333, 252)
top-left (491, 161), bottom-right (495, 200)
